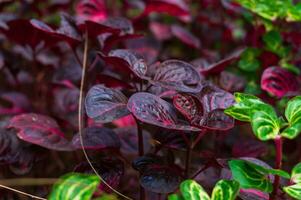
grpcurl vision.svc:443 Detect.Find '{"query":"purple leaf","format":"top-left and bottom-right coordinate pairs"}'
top-left (55, 13), bottom-right (82, 47)
top-left (108, 49), bottom-right (148, 78)
top-left (139, 0), bottom-right (191, 22)
top-left (0, 92), bottom-right (31, 115)
top-left (140, 164), bottom-right (182, 193)
top-left (199, 48), bottom-right (244, 75)
top-left (114, 126), bottom-right (151, 155)
top-left (219, 71), bottom-right (246, 92)
top-left (261, 66), bottom-right (299, 98)
top-left (71, 126), bottom-right (120, 150)
top-left (75, 0), bottom-right (108, 22)
top-left (173, 83), bottom-right (235, 130)
top-left (150, 60), bottom-right (204, 93)
top-left (153, 129), bottom-right (187, 150)
top-left (74, 157), bottom-right (124, 193)
top-left (133, 155), bottom-right (182, 193)
top-left (7, 113), bottom-right (73, 151)
top-left (85, 84), bottom-right (130, 123)
top-left (232, 138), bottom-right (268, 158)
top-left (127, 92), bottom-right (200, 131)
top-left (171, 25), bottom-right (201, 49)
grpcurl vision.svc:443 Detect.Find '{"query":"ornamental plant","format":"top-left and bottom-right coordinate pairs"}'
top-left (1, 0), bottom-right (301, 200)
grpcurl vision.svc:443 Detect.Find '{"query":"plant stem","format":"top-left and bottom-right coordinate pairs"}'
top-left (270, 136), bottom-right (283, 200)
top-left (134, 117), bottom-right (145, 200)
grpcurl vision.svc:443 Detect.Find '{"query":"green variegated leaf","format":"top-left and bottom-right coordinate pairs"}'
top-left (168, 194), bottom-right (184, 200)
top-left (281, 96), bottom-right (301, 139)
top-left (180, 180), bottom-right (210, 200)
top-left (234, 92), bottom-right (260, 103)
top-left (246, 162), bottom-right (290, 179)
top-left (251, 110), bottom-right (280, 141)
top-left (211, 180), bottom-right (240, 200)
top-left (283, 183), bottom-right (301, 200)
top-left (224, 93), bottom-right (265, 122)
top-left (49, 173), bottom-right (100, 200)
top-left (291, 163), bottom-right (301, 183)
top-left (229, 160), bottom-right (273, 193)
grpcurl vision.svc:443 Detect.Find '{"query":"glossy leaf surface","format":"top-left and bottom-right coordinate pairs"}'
top-left (8, 113), bottom-right (73, 151)
top-left (211, 180), bottom-right (240, 200)
top-left (229, 159), bottom-right (273, 193)
top-left (281, 96), bottom-right (301, 139)
top-left (85, 85), bottom-right (130, 123)
top-left (71, 127), bottom-right (120, 150)
top-left (180, 179), bottom-right (210, 200)
top-left (49, 173), bottom-right (100, 200)
top-left (151, 60), bottom-right (203, 93)
top-left (128, 92), bottom-right (200, 131)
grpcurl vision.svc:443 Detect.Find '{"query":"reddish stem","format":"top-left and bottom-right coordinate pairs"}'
top-left (270, 136), bottom-right (283, 200)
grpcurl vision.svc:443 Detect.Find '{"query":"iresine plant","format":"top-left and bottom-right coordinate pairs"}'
top-left (168, 179), bottom-right (240, 200)
top-left (224, 93), bottom-right (301, 199)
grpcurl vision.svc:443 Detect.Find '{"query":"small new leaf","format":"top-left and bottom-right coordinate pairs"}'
top-left (49, 173), bottom-right (100, 200)
top-left (251, 109), bottom-right (280, 141)
top-left (229, 159), bottom-right (273, 193)
top-left (180, 180), bottom-right (210, 200)
top-left (292, 163), bottom-right (301, 183)
top-left (281, 96), bottom-right (301, 139)
top-left (211, 180), bottom-right (240, 200)
top-left (283, 183), bottom-right (301, 200)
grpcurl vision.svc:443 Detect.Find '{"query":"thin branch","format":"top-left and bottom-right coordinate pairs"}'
top-left (78, 31), bottom-right (132, 200)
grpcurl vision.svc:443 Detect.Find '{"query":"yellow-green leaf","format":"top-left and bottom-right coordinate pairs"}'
top-left (211, 180), bottom-right (240, 200)
top-left (283, 183), bottom-right (301, 200)
top-left (49, 173), bottom-right (100, 200)
top-left (180, 179), bottom-right (210, 200)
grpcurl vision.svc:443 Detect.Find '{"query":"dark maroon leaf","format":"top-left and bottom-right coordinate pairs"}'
top-left (232, 138), bottom-right (267, 158)
top-left (114, 126), bottom-right (151, 155)
top-left (52, 87), bottom-right (79, 127)
top-left (173, 83), bottom-right (235, 130)
top-left (55, 13), bottom-right (82, 47)
top-left (261, 66), bottom-right (299, 98)
top-left (0, 129), bottom-right (22, 164)
top-left (219, 71), bottom-right (246, 92)
top-left (259, 51), bottom-right (280, 69)
top-left (173, 93), bottom-right (202, 121)
top-left (30, 19), bottom-right (56, 34)
top-left (74, 157), bottom-right (124, 193)
top-left (140, 164), bottom-right (182, 193)
top-left (127, 92), bottom-right (200, 131)
top-left (7, 113), bottom-right (73, 151)
top-left (0, 92), bottom-right (31, 115)
top-left (85, 84), bottom-right (130, 123)
top-left (108, 49), bottom-right (148, 78)
top-left (77, 20), bottom-right (119, 38)
top-left (125, 37), bottom-right (161, 64)
top-left (139, 0), bottom-right (191, 22)
top-left (71, 126), bottom-right (120, 150)
top-left (2, 19), bottom-right (57, 48)
top-left (199, 48), bottom-right (244, 75)
top-left (75, 0), bottom-right (108, 22)
top-left (149, 22), bottom-right (172, 41)
top-left (132, 155), bottom-right (164, 172)
top-left (153, 129), bottom-right (187, 150)
top-left (150, 60), bottom-right (204, 93)
top-left (96, 74), bottom-right (133, 89)
top-left (171, 25), bottom-right (201, 49)
top-left (102, 17), bottom-right (134, 35)
top-left (101, 33), bottom-right (143, 54)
